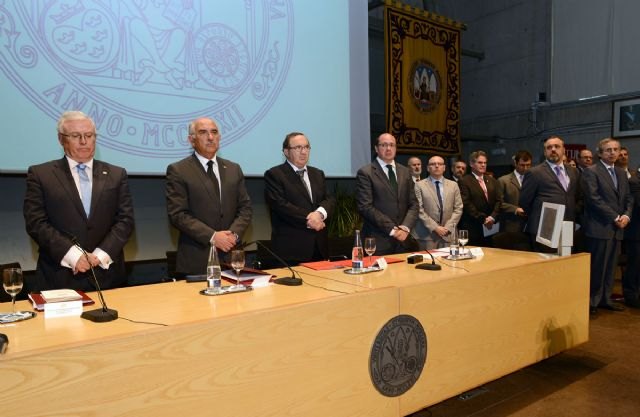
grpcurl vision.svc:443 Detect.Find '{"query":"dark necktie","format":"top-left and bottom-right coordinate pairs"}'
top-left (77, 163), bottom-right (91, 216)
top-left (206, 160), bottom-right (221, 200)
top-left (435, 180), bottom-right (443, 224)
top-left (296, 169), bottom-right (312, 199)
top-left (386, 164), bottom-right (398, 191)
top-left (608, 167), bottom-right (618, 188)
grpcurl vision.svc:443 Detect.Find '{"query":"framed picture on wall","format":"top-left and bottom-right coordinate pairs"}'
top-left (613, 97), bottom-right (640, 138)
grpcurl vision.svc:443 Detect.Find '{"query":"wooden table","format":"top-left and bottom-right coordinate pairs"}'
top-left (0, 249), bottom-right (589, 417)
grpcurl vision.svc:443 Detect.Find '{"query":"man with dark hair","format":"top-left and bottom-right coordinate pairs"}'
top-left (519, 136), bottom-right (582, 252)
top-left (576, 149), bottom-right (593, 172)
top-left (24, 111), bottom-right (134, 291)
top-left (623, 174), bottom-right (640, 308)
top-left (166, 117), bottom-right (252, 275)
top-left (356, 133), bottom-right (418, 255)
top-left (582, 138), bottom-right (633, 314)
top-left (615, 146), bottom-right (634, 178)
top-left (449, 159), bottom-right (467, 183)
top-left (264, 132), bottom-right (334, 264)
top-left (498, 150), bottom-right (532, 233)
top-left (458, 151), bottom-right (502, 246)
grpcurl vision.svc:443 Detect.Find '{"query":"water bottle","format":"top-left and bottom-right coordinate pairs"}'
top-left (449, 226), bottom-right (459, 259)
top-left (206, 244), bottom-right (222, 293)
top-left (352, 230), bottom-right (364, 271)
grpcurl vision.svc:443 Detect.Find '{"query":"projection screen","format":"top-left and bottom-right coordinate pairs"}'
top-left (0, 0), bottom-right (370, 176)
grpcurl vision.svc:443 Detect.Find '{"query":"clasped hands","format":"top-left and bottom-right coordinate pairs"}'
top-left (213, 230), bottom-right (239, 252)
top-left (615, 215), bottom-right (630, 229)
top-left (306, 211), bottom-right (325, 231)
top-left (74, 252), bottom-right (100, 274)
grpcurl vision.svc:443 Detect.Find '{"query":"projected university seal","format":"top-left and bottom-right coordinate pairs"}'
top-left (0, 0), bottom-right (293, 157)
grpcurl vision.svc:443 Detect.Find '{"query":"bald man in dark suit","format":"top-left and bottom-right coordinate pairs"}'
top-left (24, 111), bottom-right (134, 291)
top-left (166, 117), bottom-right (252, 275)
top-left (356, 133), bottom-right (418, 255)
top-left (264, 132), bottom-right (334, 264)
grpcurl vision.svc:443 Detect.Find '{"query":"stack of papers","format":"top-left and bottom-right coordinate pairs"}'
top-left (40, 289), bottom-right (83, 303)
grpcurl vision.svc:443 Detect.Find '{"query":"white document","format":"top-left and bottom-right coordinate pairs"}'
top-left (40, 289), bottom-right (82, 303)
top-left (482, 222), bottom-right (500, 237)
top-left (44, 300), bottom-right (83, 318)
top-left (221, 270), bottom-right (271, 283)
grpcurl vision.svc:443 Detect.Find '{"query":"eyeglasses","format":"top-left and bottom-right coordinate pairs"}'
top-left (195, 130), bottom-right (219, 137)
top-left (60, 132), bottom-right (96, 141)
top-left (377, 143), bottom-right (395, 148)
top-left (428, 163), bottom-right (445, 166)
top-left (288, 145), bottom-right (311, 152)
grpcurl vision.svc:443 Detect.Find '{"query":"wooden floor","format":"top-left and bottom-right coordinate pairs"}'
top-left (410, 288), bottom-right (640, 417)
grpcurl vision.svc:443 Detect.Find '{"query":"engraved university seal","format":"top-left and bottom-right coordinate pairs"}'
top-left (370, 314), bottom-right (427, 397)
top-left (0, 1), bottom-right (293, 157)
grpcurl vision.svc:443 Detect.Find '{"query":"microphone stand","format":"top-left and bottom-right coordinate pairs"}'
top-left (249, 241), bottom-right (303, 286)
top-left (73, 240), bottom-right (118, 322)
top-left (405, 230), bottom-right (442, 271)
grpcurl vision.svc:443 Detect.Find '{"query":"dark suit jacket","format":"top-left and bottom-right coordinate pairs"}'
top-left (23, 158), bottom-right (134, 291)
top-left (356, 160), bottom-right (418, 254)
top-left (458, 174), bottom-right (502, 245)
top-left (498, 172), bottom-right (525, 233)
top-left (264, 163), bottom-right (335, 263)
top-left (625, 175), bottom-right (640, 241)
top-left (166, 154), bottom-right (252, 274)
top-left (581, 162), bottom-right (633, 240)
top-left (519, 162), bottom-right (582, 235)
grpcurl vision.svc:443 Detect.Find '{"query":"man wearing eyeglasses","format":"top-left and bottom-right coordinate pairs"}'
top-left (23, 111), bottom-right (134, 291)
top-left (166, 117), bottom-right (252, 275)
top-left (264, 132), bottom-right (334, 264)
top-left (356, 133), bottom-right (418, 255)
top-left (413, 155), bottom-right (463, 250)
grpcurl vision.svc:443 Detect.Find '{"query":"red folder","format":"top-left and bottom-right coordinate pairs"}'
top-left (300, 256), bottom-right (403, 271)
top-left (28, 291), bottom-right (95, 312)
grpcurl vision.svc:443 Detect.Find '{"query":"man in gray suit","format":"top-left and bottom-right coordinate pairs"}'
top-left (519, 136), bottom-right (582, 252)
top-left (24, 111), bottom-right (134, 291)
top-left (356, 133), bottom-right (418, 255)
top-left (413, 155), bottom-right (463, 249)
top-left (498, 150), bottom-right (532, 233)
top-left (166, 117), bottom-right (252, 275)
top-left (582, 138), bottom-right (633, 314)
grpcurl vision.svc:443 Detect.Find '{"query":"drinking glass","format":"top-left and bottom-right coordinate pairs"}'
top-left (364, 237), bottom-right (376, 267)
top-left (3, 267), bottom-right (23, 313)
top-left (458, 230), bottom-right (469, 256)
top-left (230, 249), bottom-right (246, 289)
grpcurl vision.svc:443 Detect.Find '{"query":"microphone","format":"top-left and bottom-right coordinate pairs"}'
top-left (242, 240), bottom-right (302, 286)
top-left (404, 230), bottom-right (441, 271)
top-left (0, 333), bottom-right (8, 354)
top-left (415, 249), bottom-right (442, 271)
top-left (70, 236), bottom-right (118, 322)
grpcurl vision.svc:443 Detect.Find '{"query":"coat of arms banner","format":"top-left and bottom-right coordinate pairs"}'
top-left (384, 1), bottom-right (463, 155)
